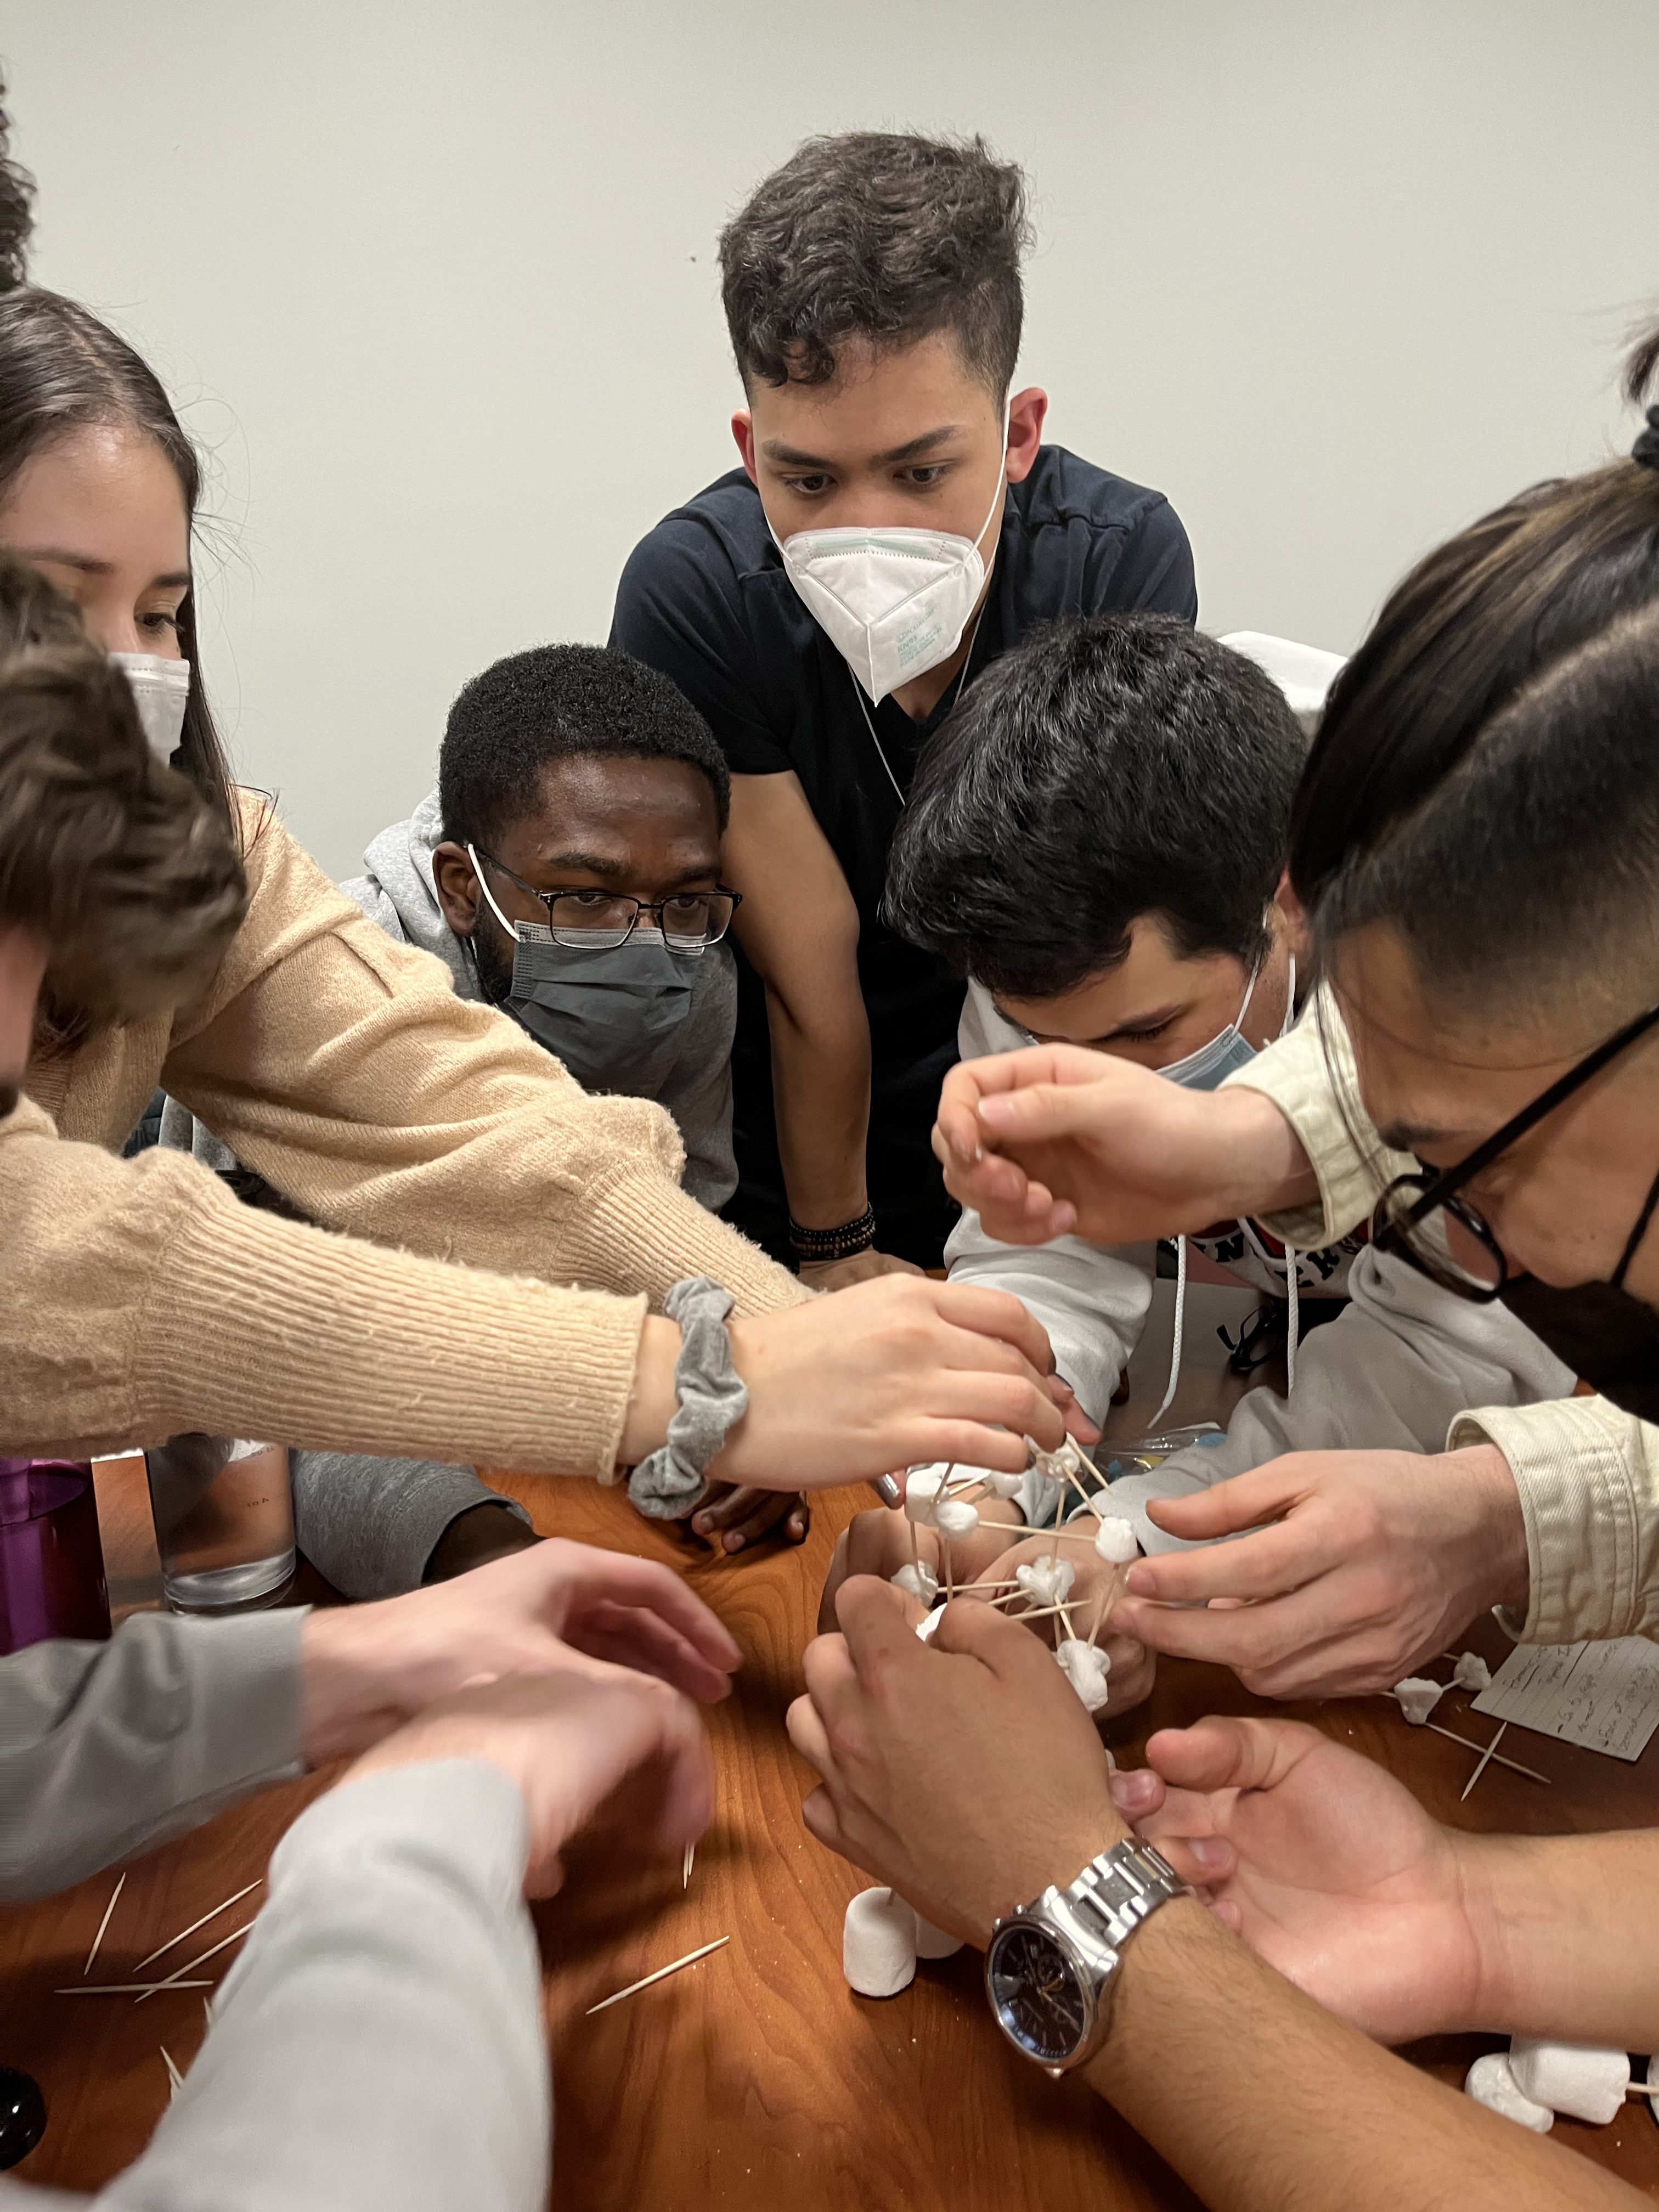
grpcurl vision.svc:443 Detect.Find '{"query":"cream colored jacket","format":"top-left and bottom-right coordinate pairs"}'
top-left (3, 795), bottom-right (803, 1473)
top-left (1226, 1000), bottom-right (1659, 1645)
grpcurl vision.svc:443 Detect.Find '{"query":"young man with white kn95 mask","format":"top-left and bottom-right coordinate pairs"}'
top-left (612, 131), bottom-right (1195, 1280)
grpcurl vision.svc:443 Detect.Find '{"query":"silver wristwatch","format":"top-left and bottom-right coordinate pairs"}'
top-left (985, 1838), bottom-right (1189, 2074)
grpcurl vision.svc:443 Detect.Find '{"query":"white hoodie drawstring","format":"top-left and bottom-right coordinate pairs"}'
top-left (1147, 1234), bottom-right (1188, 1434)
top-left (1285, 1246), bottom-right (1299, 1397)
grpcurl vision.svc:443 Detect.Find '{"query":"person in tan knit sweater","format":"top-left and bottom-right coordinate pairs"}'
top-left (0, 297), bottom-right (1067, 1492)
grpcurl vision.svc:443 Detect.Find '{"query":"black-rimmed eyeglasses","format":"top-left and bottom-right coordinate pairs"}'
top-left (469, 844), bottom-right (742, 953)
top-left (1371, 997), bottom-right (1659, 1299)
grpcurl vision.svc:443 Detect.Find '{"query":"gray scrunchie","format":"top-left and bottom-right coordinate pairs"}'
top-left (627, 1276), bottom-right (749, 1520)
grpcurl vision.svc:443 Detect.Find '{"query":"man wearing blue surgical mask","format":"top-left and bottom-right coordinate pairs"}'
top-left (612, 132), bottom-right (1196, 1283)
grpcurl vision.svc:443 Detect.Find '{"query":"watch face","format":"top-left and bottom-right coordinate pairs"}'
top-left (988, 1923), bottom-right (1090, 2064)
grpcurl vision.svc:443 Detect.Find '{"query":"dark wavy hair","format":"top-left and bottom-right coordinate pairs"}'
top-left (0, 74), bottom-right (35, 292)
top-left (0, 552), bottom-right (246, 1026)
top-left (1291, 321), bottom-right (1659, 1032)
top-left (719, 131), bottom-right (1030, 395)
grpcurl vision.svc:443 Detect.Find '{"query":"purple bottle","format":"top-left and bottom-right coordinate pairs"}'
top-left (0, 1458), bottom-right (112, 1656)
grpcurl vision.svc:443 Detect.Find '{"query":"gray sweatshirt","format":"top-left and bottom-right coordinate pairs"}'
top-left (0, 1617), bottom-right (546, 2211)
top-left (341, 788), bottom-right (738, 1209)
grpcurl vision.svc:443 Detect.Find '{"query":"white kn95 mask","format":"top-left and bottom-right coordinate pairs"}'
top-left (112, 652), bottom-right (191, 765)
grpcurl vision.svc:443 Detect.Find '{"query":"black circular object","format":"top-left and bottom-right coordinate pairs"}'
top-left (0, 2069), bottom-right (45, 2169)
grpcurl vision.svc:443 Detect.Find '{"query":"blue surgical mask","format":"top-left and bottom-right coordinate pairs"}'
top-left (1156, 953), bottom-right (1296, 1091)
top-left (473, 860), bottom-right (696, 1094)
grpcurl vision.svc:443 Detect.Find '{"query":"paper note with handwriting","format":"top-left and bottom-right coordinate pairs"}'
top-left (1472, 1637), bottom-right (1659, 1762)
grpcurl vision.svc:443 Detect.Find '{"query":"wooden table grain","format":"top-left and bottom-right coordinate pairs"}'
top-left (2, 1285), bottom-right (1656, 2205)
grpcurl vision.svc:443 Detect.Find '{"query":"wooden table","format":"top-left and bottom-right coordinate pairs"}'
top-left (2, 1281), bottom-right (1657, 2205)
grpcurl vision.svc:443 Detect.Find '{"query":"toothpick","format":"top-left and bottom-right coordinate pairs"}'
top-left (1000, 1599), bottom-right (1073, 1625)
top-left (83, 1871), bottom-right (127, 1978)
top-left (1460, 1722), bottom-right (1508, 1802)
top-left (1087, 1565), bottom-right (1126, 1653)
top-left (1057, 1600), bottom-right (1077, 1642)
top-left (132, 1881), bottom-right (263, 1976)
top-left (1423, 1722), bottom-right (1550, 1785)
top-left (56, 1982), bottom-right (214, 1996)
top-left (585, 1935), bottom-right (730, 2016)
top-left (682, 1841), bottom-right (695, 1889)
top-left (1626, 2080), bottom-right (1659, 2098)
top-left (944, 1537), bottom-right (955, 1603)
top-left (160, 2046), bottom-right (184, 2095)
top-left (135, 1920), bottom-right (257, 2004)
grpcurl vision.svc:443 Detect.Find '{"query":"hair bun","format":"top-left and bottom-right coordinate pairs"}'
top-left (1634, 405), bottom-right (1659, 474)
top-left (0, 80), bottom-right (35, 295)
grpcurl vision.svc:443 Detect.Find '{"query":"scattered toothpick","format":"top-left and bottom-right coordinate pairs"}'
top-left (160, 2046), bottom-right (184, 2098)
top-left (682, 1842), bottom-right (695, 1890)
top-left (1423, 1721), bottom-right (1549, 1785)
top-left (1460, 1722), bottom-right (1509, 1802)
top-left (135, 1920), bottom-right (257, 2005)
top-left (586, 1936), bottom-right (730, 2016)
top-left (1625, 2081), bottom-right (1659, 2100)
top-left (83, 1871), bottom-right (126, 1978)
top-left (56, 1981), bottom-right (214, 1996)
top-left (132, 1881), bottom-right (263, 1976)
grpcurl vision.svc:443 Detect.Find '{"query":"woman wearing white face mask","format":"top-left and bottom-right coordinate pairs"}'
top-left (0, 238), bottom-right (1072, 1500)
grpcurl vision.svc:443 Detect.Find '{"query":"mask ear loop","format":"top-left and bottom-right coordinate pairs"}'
top-left (1613, 1162), bottom-right (1659, 1288)
top-left (466, 843), bottom-right (526, 941)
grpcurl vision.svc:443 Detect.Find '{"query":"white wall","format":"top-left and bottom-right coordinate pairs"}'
top-left (5, 1), bottom-right (1656, 881)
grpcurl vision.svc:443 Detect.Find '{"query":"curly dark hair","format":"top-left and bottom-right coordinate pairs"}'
top-left (0, 75), bottom-right (35, 295)
top-left (718, 131), bottom-right (1030, 394)
top-left (439, 644), bottom-right (731, 853)
top-left (0, 552), bottom-right (246, 1026)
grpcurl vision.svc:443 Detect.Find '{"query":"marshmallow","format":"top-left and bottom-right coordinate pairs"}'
top-left (904, 1470), bottom-right (945, 1527)
top-left (1091, 1515), bottom-right (1138, 1564)
top-left (1464, 2052), bottom-right (1553, 2134)
top-left (1507, 2037), bottom-right (1629, 2126)
top-left (1056, 1638), bottom-right (1111, 1712)
top-left (1453, 1651), bottom-right (1493, 1693)
top-left (891, 1560), bottom-right (939, 1606)
top-left (980, 1469), bottom-right (1025, 1501)
top-left (911, 1910), bottom-right (964, 1961)
top-left (934, 1498), bottom-right (980, 1541)
top-left (1015, 1558), bottom-right (1076, 1609)
top-left (843, 1887), bottom-right (917, 1997)
top-left (915, 1606), bottom-right (944, 1644)
top-left (1392, 1677), bottom-right (1446, 1725)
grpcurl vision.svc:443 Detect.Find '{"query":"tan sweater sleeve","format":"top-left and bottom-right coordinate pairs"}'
top-left (151, 798), bottom-right (805, 1318)
top-left (1221, 986), bottom-right (1418, 1248)
top-left (0, 1097), bottom-right (645, 1474)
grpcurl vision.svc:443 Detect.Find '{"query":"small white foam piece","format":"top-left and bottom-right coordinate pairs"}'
top-left (891, 1561), bottom-right (939, 1605)
top-left (1092, 1515), bottom-right (1138, 1565)
top-left (1464, 2052), bottom-right (1554, 2133)
top-left (1507, 2036), bottom-right (1629, 2125)
top-left (1056, 1638), bottom-right (1111, 1712)
top-left (904, 1469), bottom-right (944, 1527)
top-left (843, 1887), bottom-right (917, 1997)
top-left (915, 1606), bottom-right (944, 1644)
top-left (1392, 1677), bottom-right (1446, 1725)
top-left (934, 1498), bottom-right (980, 1541)
top-left (910, 1909), bottom-right (964, 1961)
top-left (1015, 1558), bottom-right (1076, 1609)
top-left (1453, 1651), bottom-right (1493, 1693)
top-left (980, 1469), bottom-right (1024, 1501)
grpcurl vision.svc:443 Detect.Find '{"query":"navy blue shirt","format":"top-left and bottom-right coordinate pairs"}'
top-left (612, 445), bottom-right (1197, 1264)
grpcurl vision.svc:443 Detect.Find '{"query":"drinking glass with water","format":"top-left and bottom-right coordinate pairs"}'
top-left (143, 1436), bottom-right (296, 1612)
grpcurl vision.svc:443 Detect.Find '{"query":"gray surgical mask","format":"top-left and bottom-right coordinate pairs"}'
top-left (473, 862), bottom-right (696, 1094)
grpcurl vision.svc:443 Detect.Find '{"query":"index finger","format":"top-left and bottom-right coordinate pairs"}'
top-left (1122, 1517), bottom-right (1336, 1607)
top-left (930, 1279), bottom-right (1057, 1378)
top-left (550, 1545), bottom-right (742, 1674)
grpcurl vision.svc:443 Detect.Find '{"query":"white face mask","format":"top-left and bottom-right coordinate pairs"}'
top-left (112, 652), bottom-right (191, 765)
top-left (769, 403), bottom-right (1010, 703)
top-left (1156, 951), bottom-right (1296, 1091)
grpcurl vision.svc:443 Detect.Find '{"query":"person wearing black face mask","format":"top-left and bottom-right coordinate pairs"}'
top-left (928, 332), bottom-right (1659, 1699)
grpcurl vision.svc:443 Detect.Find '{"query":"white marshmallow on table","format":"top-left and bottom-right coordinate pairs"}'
top-left (1056, 1638), bottom-right (1111, 1712)
top-left (1392, 1677), bottom-right (1446, 1725)
top-left (910, 1909), bottom-right (964, 1961)
top-left (1464, 2052), bottom-right (1554, 2133)
top-left (1090, 1515), bottom-right (1138, 1565)
top-left (843, 1887), bottom-right (917, 1997)
top-left (934, 1498), bottom-right (980, 1541)
top-left (891, 1560), bottom-right (939, 1605)
top-left (904, 1470), bottom-right (945, 1527)
top-left (1015, 1558), bottom-right (1076, 1609)
top-left (1507, 2036), bottom-right (1629, 2125)
top-left (1453, 1651), bottom-right (1493, 1692)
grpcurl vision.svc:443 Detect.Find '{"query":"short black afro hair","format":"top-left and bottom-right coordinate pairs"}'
top-left (439, 645), bottom-right (730, 851)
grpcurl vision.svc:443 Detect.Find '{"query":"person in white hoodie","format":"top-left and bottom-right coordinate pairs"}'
top-left (849, 614), bottom-right (1567, 1589)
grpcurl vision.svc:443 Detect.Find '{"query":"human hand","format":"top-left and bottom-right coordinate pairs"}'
top-left (300, 1537), bottom-right (742, 1763)
top-left (704, 1275), bottom-right (1065, 1489)
top-left (786, 1577), bottom-right (1126, 1945)
top-left (346, 1665), bottom-right (712, 1897)
top-left (1112, 1715), bottom-right (1481, 2043)
top-left (797, 1247), bottom-right (924, 1290)
top-left (1111, 1444), bottom-right (1527, 1699)
top-left (970, 1531), bottom-right (1155, 1716)
top-left (689, 1483), bottom-right (810, 1555)
top-left (817, 1496), bottom-right (1024, 1632)
top-left (930, 1046), bottom-right (1314, 1246)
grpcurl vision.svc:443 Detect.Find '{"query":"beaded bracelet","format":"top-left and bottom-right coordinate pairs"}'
top-left (788, 1205), bottom-right (877, 1262)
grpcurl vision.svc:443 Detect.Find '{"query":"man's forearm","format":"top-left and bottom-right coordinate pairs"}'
top-left (1463, 1829), bottom-right (1659, 2051)
top-left (764, 978), bottom-right (872, 1228)
top-left (1085, 1899), bottom-right (1641, 2212)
